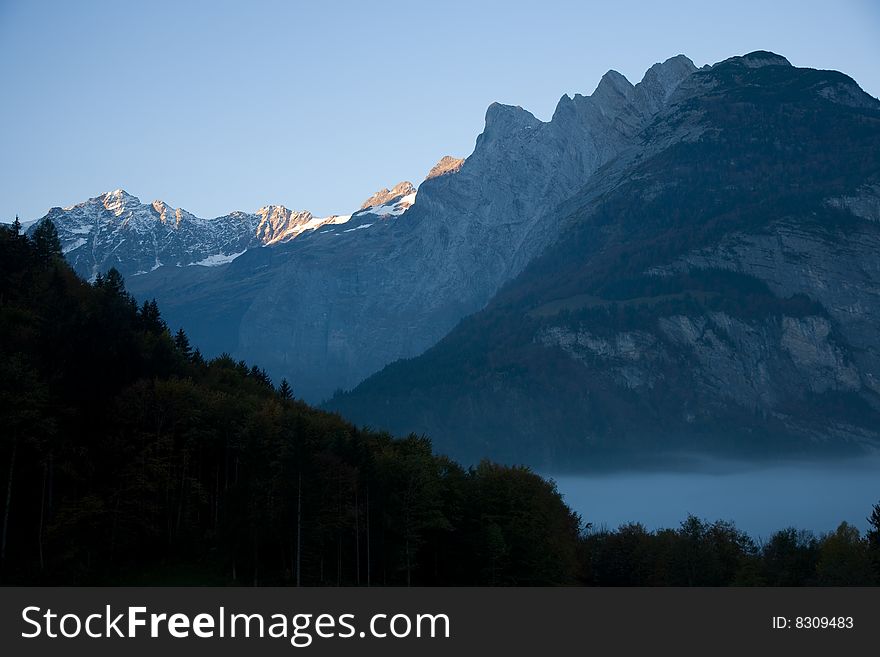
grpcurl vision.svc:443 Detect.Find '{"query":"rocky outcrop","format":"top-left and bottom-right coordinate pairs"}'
top-left (537, 311), bottom-right (863, 411)
top-left (826, 184), bottom-right (880, 223)
top-left (425, 156), bottom-right (464, 180)
top-left (358, 181), bottom-right (416, 211)
top-left (651, 214), bottom-right (880, 396)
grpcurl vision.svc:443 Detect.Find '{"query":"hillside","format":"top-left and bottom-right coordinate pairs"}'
top-left (0, 221), bottom-right (581, 585)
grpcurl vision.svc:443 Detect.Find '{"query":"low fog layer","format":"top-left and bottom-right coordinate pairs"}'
top-left (550, 453), bottom-right (880, 539)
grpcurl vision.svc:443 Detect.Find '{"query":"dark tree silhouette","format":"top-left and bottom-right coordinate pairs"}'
top-left (278, 378), bottom-right (293, 400)
top-left (31, 219), bottom-right (62, 264)
top-left (174, 328), bottom-right (192, 357)
top-left (0, 228), bottom-right (590, 585)
top-left (868, 502), bottom-right (880, 549)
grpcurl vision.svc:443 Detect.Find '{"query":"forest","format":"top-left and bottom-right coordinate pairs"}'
top-left (1, 219), bottom-right (879, 586)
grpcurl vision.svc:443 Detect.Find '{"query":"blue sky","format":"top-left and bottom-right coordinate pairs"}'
top-left (1, 0), bottom-right (878, 221)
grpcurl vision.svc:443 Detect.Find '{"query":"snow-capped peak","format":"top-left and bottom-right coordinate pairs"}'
top-left (255, 205), bottom-right (324, 245)
top-left (150, 199), bottom-right (197, 227)
top-left (29, 174), bottom-right (427, 279)
top-left (358, 181), bottom-right (417, 217)
top-left (360, 182), bottom-right (416, 210)
top-left (101, 188), bottom-right (141, 216)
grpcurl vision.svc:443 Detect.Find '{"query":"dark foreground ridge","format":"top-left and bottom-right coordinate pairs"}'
top-left (0, 223), bottom-right (579, 585)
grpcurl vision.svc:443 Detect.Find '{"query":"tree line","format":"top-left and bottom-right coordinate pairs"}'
top-left (0, 219), bottom-right (580, 585)
top-left (1, 218), bottom-right (878, 585)
top-left (582, 513), bottom-right (880, 586)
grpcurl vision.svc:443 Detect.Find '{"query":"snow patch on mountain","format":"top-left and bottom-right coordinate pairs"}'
top-left (359, 182), bottom-right (416, 210)
top-left (260, 209), bottom-right (357, 244)
top-left (362, 192), bottom-right (416, 217)
top-left (193, 250), bottom-right (247, 267)
top-left (63, 238), bottom-right (87, 254)
top-left (343, 223), bottom-right (374, 233)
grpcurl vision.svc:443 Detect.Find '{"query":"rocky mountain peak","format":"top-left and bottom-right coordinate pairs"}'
top-left (256, 204), bottom-right (296, 222)
top-left (150, 199), bottom-right (169, 214)
top-left (632, 54), bottom-right (698, 115)
top-left (578, 69), bottom-right (636, 119)
top-left (553, 55), bottom-right (696, 125)
top-left (100, 188), bottom-right (141, 215)
top-left (426, 156), bottom-right (465, 180)
top-left (481, 103), bottom-right (541, 144)
top-left (592, 70), bottom-right (635, 103)
top-left (150, 199), bottom-right (196, 226)
top-left (724, 50), bottom-right (792, 69)
top-left (641, 55), bottom-right (697, 93)
top-left (360, 182), bottom-right (416, 210)
top-left (255, 205), bottom-right (319, 244)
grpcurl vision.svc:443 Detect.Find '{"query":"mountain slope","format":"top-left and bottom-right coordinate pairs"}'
top-left (327, 52), bottom-right (880, 467)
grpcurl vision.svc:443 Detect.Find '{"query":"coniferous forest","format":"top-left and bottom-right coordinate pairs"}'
top-left (2, 220), bottom-right (879, 586)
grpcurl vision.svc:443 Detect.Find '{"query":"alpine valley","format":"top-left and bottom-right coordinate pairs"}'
top-left (26, 51), bottom-right (880, 468)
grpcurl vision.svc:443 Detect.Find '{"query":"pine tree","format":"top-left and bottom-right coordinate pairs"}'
top-left (868, 502), bottom-right (880, 583)
top-left (11, 216), bottom-right (21, 236)
top-left (868, 503), bottom-right (880, 546)
top-left (278, 378), bottom-right (293, 400)
top-left (139, 299), bottom-right (165, 333)
top-left (249, 365), bottom-right (271, 388)
top-left (31, 219), bottom-right (62, 264)
top-left (104, 268), bottom-right (125, 296)
top-left (174, 328), bottom-right (192, 357)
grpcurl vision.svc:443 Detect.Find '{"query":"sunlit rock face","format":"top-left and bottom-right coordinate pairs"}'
top-left (425, 156), bottom-right (464, 180)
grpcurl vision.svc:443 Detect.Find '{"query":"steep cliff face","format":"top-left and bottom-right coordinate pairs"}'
top-left (651, 211), bottom-right (880, 396)
top-left (328, 53), bottom-right (880, 466)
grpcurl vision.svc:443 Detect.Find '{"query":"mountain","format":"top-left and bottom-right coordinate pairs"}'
top-left (327, 52), bottom-right (880, 467)
top-left (79, 55), bottom-right (696, 402)
top-left (27, 50), bottom-right (880, 468)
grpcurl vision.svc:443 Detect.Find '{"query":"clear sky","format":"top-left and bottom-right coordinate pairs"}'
top-left (1, 0), bottom-right (878, 222)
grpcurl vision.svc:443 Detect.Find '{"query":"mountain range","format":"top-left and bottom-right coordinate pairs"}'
top-left (24, 51), bottom-right (880, 467)
top-left (39, 182), bottom-right (416, 280)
